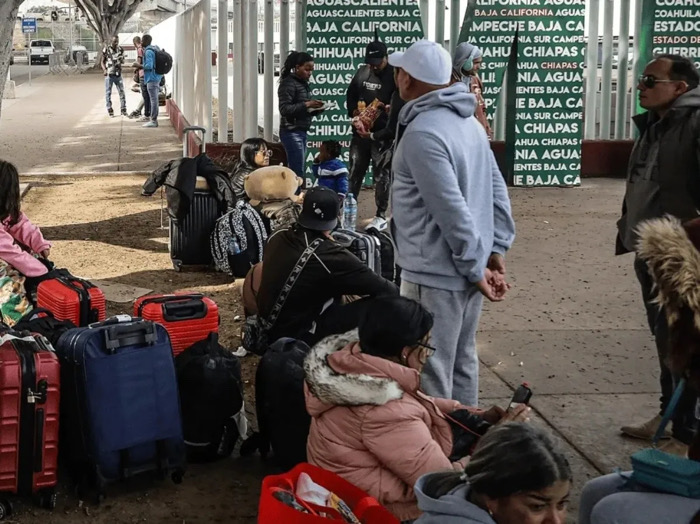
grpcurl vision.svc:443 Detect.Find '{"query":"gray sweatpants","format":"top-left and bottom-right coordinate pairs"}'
top-left (579, 472), bottom-right (700, 524)
top-left (401, 280), bottom-right (483, 405)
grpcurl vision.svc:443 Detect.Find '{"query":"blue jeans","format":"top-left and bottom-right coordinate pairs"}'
top-left (140, 80), bottom-right (150, 117)
top-left (147, 82), bottom-right (160, 121)
top-left (279, 129), bottom-right (307, 185)
top-left (105, 75), bottom-right (126, 112)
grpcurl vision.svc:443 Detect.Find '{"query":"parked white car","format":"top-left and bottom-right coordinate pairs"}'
top-left (29, 39), bottom-right (55, 64)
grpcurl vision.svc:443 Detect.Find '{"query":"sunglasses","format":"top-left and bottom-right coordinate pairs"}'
top-left (638, 75), bottom-right (678, 89)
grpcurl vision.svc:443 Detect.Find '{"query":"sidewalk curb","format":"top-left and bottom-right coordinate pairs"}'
top-left (21, 171), bottom-right (151, 177)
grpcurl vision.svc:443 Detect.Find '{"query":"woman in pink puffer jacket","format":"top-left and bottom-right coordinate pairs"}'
top-left (304, 296), bottom-right (527, 522)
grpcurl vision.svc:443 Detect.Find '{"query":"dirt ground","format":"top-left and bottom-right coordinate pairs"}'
top-left (13, 175), bottom-right (278, 524)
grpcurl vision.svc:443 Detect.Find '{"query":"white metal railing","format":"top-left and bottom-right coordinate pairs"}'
top-left (150, 0), bottom-right (213, 140)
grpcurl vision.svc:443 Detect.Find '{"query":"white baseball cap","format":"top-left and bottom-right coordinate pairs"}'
top-left (388, 39), bottom-right (452, 85)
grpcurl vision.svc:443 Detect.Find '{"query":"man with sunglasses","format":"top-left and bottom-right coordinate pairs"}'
top-left (617, 54), bottom-right (700, 456)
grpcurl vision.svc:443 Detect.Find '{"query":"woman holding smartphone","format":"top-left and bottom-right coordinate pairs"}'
top-left (278, 51), bottom-right (325, 184)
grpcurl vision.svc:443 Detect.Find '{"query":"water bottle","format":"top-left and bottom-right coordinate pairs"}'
top-left (228, 238), bottom-right (241, 255)
top-left (343, 193), bottom-right (357, 231)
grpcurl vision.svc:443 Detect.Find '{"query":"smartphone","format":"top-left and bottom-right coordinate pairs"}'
top-left (508, 382), bottom-right (533, 412)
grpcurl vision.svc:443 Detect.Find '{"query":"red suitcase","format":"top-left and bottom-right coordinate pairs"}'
top-left (134, 293), bottom-right (219, 356)
top-left (36, 271), bottom-right (106, 327)
top-left (0, 332), bottom-right (60, 518)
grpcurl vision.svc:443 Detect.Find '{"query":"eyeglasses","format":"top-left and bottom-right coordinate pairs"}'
top-left (257, 149), bottom-right (272, 157)
top-left (638, 75), bottom-right (678, 89)
top-left (415, 342), bottom-right (436, 358)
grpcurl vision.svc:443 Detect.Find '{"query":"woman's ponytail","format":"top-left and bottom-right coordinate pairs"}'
top-left (280, 51), bottom-right (314, 81)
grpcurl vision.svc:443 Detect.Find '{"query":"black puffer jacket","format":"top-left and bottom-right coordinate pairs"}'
top-left (230, 160), bottom-right (254, 202)
top-left (143, 154), bottom-right (236, 221)
top-left (278, 74), bottom-right (314, 132)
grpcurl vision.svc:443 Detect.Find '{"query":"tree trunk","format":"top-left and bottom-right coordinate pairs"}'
top-left (73, 0), bottom-right (146, 69)
top-left (0, 1), bottom-right (23, 121)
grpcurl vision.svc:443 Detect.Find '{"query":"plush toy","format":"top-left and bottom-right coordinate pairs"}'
top-left (244, 166), bottom-right (304, 206)
top-left (244, 166), bottom-right (304, 232)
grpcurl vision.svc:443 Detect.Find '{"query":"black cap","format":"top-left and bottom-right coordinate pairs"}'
top-left (298, 186), bottom-right (339, 231)
top-left (365, 41), bottom-right (387, 65)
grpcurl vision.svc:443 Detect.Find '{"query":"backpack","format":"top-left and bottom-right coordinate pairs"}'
top-left (239, 338), bottom-right (311, 469)
top-left (155, 48), bottom-right (173, 75)
top-left (366, 227), bottom-right (401, 285)
top-left (259, 200), bottom-right (301, 232)
top-left (13, 307), bottom-right (76, 347)
top-left (210, 200), bottom-right (268, 278)
top-left (175, 333), bottom-right (247, 463)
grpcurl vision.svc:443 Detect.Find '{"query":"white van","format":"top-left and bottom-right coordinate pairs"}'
top-left (29, 39), bottom-right (55, 64)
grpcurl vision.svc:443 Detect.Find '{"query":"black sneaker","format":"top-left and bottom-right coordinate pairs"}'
top-left (121, 109), bottom-right (128, 117)
top-left (108, 108), bottom-right (114, 117)
top-left (128, 111), bottom-right (141, 119)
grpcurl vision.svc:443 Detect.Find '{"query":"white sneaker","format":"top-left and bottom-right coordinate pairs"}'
top-left (142, 121), bottom-right (159, 128)
top-left (137, 116), bottom-right (150, 122)
top-left (366, 216), bottom-right (387, 232)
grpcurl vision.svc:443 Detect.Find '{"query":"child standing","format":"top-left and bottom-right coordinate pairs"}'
top-left (312, 140), bottom-right (349, 199)
top-left (0, 160), bottom-right (52, 325)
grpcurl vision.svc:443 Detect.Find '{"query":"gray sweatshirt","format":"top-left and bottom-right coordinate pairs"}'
top-left (391, 82), bottom-right (515, 291)
top-left (414, 473), bottom-right (496, 523)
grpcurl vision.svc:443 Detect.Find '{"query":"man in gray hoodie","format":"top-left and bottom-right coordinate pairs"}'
top-left (388, 40), bottom-right (515, 405)
top-left (617, 54), bottom-right (700, 455)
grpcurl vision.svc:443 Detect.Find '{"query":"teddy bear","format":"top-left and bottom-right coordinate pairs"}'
top-left (244, 166), bottom-right (304, 232)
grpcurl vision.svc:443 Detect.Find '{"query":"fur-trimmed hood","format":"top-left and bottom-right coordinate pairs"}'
top-left (304, 329), bottom-right (422, 415)
top-left (636, 216), bottom-right (700, 329)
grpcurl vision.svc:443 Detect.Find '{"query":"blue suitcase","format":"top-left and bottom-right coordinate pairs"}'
top-left (55, 316), bottom-right (185, 499)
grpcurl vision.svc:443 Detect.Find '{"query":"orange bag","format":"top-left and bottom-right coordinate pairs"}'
top-left (258, 463), bottom-right (399, 524)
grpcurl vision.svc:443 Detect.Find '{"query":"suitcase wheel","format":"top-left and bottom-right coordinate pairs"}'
top-left (172, 259), bottom-right (182, 272)
top-left (0, 497), bottom-right (13, 519)
top-left (38, 489), bottom-right (57, 511)
top-left (171, 469), bottom-right (185, 484)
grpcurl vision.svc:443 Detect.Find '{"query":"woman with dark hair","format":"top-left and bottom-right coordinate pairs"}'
top-left (230, 137), bottom-right (270, 201)
top-left (415, 423), bottom-right (572, 523)
top-left (0, 160), bottom-right (52, 325)
top-left (278, 51), bottom-right (325, 182)
top-left (304, 296), bottom-right (528, 522)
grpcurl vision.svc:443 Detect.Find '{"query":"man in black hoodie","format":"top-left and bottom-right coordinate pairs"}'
top-left (617, 54), bottom-right (700, 454)
top-left (257, 187), bottom-right (398, 345)
top-left (346, 38), bottom-right (397, 231)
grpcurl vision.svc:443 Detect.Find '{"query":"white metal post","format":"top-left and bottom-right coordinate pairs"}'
top-left (599, 0), bottom-right (614, 140)
top-left (295, 0), bottom-right (304, 52)
top-left (204, 0), bottom-right (213, 142)
top-left (218, 0), bottom-right (228, 142)
top-left (241, 0), bottom-right (250, 137)
top-left (615, 0), bottom-right (631, 139)
top-left (583, 0), bottom-right (600, 139)
top-left (419, 0), bottom-right (429, 38)
top-left (263, 0), bottom-right (274, 140)
top-left (449, 0), bottom-right (460, 53)
top-left (68, 0), bottom-right (75, 65)
top-left (247, 0), bottom-right (259, 137)
top-left (631, 0), bottom-right (644, 130)
top-left (435, 0), bottom-right (445, 47)
top-left (280, 0), bottom-right (289, 65)
top-left (233, 0), bottom-right (244, 141)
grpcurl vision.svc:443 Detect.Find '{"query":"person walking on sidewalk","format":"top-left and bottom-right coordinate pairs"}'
top-left (128, 36), bottom-right (150, 122)
top-left (616, 54), bottom-right (700, 455)
top-left (389, 40), bottom-right (515, 406)
top-left (141, 34), bottom-right (163, 129)
top-left (278, 51), bottom-right (325, 183)
top-left (346, 35), bottom-right (396, 231)
top-left (102, 36), bottom-right (127, 117)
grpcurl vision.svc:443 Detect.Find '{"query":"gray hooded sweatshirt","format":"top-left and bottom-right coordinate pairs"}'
top-left (414, 473), bottom-right (496, 524)
top-left (391, 82), bottom-right (515, 291)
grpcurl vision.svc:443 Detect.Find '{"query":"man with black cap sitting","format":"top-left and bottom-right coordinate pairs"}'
top-left (346, 34), bottom-right (397, 232)
top-left (256, 186), bottom-right (398, 345)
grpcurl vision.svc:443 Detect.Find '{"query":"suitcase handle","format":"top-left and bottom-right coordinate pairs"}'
top-left (162, 299), bottom-right (208, 321)
top-left (104, 322), bottom-right (157, 352)
top-left (136, 294), bottom-right (204, 316)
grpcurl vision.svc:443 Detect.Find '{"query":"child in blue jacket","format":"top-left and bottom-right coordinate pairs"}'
top-left (312, 140), bottom-right (349, 199)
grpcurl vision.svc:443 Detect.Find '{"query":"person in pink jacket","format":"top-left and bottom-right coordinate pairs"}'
top-left (0, 160), bottom-right (52, 325)
top-left (304, 296), bottom-right (529, 522)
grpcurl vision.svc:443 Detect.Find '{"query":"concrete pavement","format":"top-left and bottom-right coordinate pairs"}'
top-left (2, 69), bottom-right (668, 518)
top-left (0, 70), bottom-right (181, 174)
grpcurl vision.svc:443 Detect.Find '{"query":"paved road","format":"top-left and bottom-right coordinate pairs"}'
top-left (9, 64), bottom-right (50, 87)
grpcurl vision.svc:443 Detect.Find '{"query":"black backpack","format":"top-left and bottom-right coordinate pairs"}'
top-left (13, 308), bottom-right (76, 347)
top-left (175, 333), bottom-right (245, 463)
top-left (239, 338), bottom-right (310, 469)
top-left (155, 48), bottom-right (173, 75)
top-left (211, 200), bottom-right (268, 278)
top-left (366, 227), bottom-right (401, 285)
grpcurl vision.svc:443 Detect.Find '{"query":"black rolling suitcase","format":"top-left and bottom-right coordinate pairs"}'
top-left (169, 126), bottom-right (220, 271)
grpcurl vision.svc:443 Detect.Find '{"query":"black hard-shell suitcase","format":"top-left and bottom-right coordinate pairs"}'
top-left (169, 127), bottom-right (220, 271)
